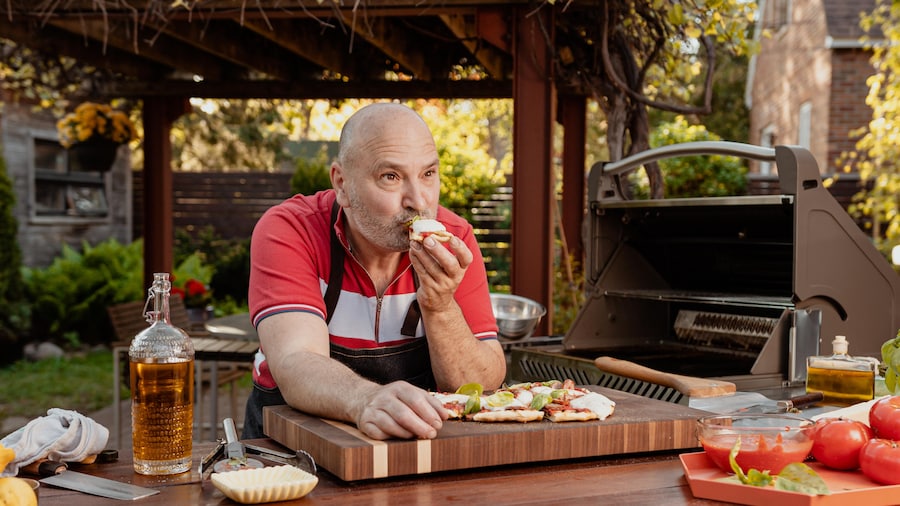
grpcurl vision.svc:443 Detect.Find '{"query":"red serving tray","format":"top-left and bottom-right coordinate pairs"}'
top-left (680, 451), bottom-right (900, 506)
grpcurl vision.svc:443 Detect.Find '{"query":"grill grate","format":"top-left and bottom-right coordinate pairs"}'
top-left (513, 352), bottom-right (687, 404)
top-left (514, 357), bottom-right (601, 386)
top-left (674, 310), bottom-right (779, 352)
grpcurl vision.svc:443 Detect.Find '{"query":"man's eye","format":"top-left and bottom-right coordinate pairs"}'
top-left (381, 173), bottom-right (399, 181)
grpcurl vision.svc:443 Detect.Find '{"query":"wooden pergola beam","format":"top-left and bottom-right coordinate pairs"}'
top-left (100, 78), bottom-right (513, 99)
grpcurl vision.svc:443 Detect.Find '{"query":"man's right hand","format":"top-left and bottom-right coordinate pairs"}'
top-left (354, 381), bottom-right (448, 440)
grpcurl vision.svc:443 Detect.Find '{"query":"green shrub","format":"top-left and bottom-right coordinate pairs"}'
top-left (0, 149), bottom-right (28, 365)
top-left (22, 238), bottom-right (144, 347)
top-left (175, 225), bottom-right (249, 306)
top-left (21, 230), bottom-right (244, 349)
top-left (209, 238), bottom-right (250, 308)
top-left (290, 146), bottom-right (331, 196)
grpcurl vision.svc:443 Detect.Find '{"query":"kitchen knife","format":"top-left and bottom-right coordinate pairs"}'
top-left (593, 356), bottom-right (823, 415)
top-left (729, 391), bottom-right (825, 414)
top-left (31, 460), bottom-right (159, 501)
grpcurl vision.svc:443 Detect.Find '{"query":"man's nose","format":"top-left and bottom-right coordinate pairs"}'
top-left (402, 180), bottom-right (430, 211)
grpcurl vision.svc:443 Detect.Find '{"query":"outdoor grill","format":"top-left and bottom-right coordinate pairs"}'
top-left (510, 142), bottom-right (900, 394)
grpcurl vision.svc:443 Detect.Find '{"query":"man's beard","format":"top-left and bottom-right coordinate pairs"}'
top-left (345, 187), bottom-right (420, 252)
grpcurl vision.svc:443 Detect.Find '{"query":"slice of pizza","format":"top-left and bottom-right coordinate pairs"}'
top-left (542, 392), bottom-right (616, 422)
top-left (508, 379), bottom-right (617, 422)
top-left (408, 216), bottom-right (452, 242)
top-left (431, 386), bottom-right (545, 422)
top-left (431, 392), bottom-right (474, 419)
top-left (469, 389), bottom-right (545, 423)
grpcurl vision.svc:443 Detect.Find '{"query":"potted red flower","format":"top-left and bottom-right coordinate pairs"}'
top-left (172, 277), bottom-right (214, 325)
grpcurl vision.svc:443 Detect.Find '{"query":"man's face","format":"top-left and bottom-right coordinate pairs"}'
top-left (336, 111), bottom-right (441, 252)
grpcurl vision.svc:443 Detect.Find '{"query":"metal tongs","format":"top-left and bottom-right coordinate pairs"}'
top-left (200, 417), bottom-right (317, 479)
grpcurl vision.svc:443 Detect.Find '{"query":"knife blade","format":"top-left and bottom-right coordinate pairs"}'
top-left (32, 460), bottom-right (159, 501)
top-left (731, 391), bottom-right (825, 415)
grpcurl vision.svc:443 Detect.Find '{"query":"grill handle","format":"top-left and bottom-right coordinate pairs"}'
top-left (602, 141), bottom-right (776, 176)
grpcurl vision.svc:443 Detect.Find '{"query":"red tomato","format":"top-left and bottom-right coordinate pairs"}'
top-left (869, 395), bottom-right (900, 440)
top-left (859, 439), bottom-right (900, 485)
top-left (809, 418), bottom-right (873, 470)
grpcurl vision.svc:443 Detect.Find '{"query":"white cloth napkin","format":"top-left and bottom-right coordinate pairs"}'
top-left (0, 408), bottom-right (109, 477)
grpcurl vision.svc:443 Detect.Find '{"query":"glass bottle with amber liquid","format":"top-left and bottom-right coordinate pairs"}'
top-left (806, 335), bottom-right (877, 405)
top-left (129, 272), bottom-right (195, 475)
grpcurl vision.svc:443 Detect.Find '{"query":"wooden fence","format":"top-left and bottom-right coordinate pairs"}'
top-left (133, 172), bottom-right (294, 240)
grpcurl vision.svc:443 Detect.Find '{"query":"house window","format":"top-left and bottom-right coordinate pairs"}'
top-left (760, 125), bottom-right (776, 175)
top-left (798, 102), bottom-right (812, 149)
top-left (33, 137), bottom-right (109, 218)
top-left (765, 0), bottom-right (792, 30)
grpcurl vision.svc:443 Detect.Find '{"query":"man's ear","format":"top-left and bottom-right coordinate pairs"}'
top-left (331, 162), bottom-right (348, 206)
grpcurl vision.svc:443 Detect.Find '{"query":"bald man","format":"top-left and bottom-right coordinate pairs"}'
top-left (243, 103), bottom-right (506, 440)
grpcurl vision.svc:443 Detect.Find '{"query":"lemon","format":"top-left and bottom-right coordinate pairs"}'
top-left (0, 477), bottom-right (37, 506)
top-left (0, 447), bottom-right (13, 474)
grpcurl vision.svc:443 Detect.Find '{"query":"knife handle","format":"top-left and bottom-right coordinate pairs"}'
top-left (21, 459), bottom-right (67, 477)
top-left (594, 356), bottom-right (736, 398)
top-left (784, 391), bottom-right (825, 409)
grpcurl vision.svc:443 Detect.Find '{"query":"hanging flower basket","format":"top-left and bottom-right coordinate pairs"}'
top-left (68, 138), bottom-right (121, 172)
top-left (57, 101), bottom-right (138, 172)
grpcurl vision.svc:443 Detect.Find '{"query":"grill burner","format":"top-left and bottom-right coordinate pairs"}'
top-left (511, 142), bottom-right (900, 393)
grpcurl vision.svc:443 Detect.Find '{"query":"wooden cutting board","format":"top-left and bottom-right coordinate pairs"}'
top-left (263, 386), bottom-right (706, 481)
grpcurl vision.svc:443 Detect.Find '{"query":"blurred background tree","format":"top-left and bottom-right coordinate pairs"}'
top-left (841, 0), bottom-right (900, 263)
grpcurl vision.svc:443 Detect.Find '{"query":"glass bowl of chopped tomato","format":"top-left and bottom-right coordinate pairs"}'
top-left (697, 414), bottom-right (815, 475)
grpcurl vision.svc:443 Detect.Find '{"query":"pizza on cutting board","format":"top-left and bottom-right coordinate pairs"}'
top-left (431, 379), bottom-right (616, 423)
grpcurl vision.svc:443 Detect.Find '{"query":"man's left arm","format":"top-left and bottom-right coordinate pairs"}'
top-left (409, 235), bottom-right (507, 391)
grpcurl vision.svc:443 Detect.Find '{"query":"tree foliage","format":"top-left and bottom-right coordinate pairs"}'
top-left (844, 0), bottom-right (900, 259)
top-left (0, 38), bottom-right (94, 115)
top-left (629, 115), bottom-right (747, 198)
top-left (0, 149), bottom-right (28, 365)
top-left (172, 99), bottom-right (296, 172)
top-left (554, 0), bottom-right (757, 196)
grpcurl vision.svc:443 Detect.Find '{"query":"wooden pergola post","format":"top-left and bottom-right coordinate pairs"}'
top-left (141, 97), bottom-right (191, 289)
top-left (559, 94), bottom-right (587, 266)
top-left (512, 6), bottom-right (556, 335)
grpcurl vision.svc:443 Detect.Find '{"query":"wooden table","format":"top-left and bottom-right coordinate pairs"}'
top-left (33, 439), bottom-right (731, 505)
top-left (194, 312), bottom-right (258, 440)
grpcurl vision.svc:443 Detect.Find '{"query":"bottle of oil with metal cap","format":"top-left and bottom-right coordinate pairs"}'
top-left (806, 335), bottom-right (877, 405)
top-left (129, 272), bottom-right (195, 475)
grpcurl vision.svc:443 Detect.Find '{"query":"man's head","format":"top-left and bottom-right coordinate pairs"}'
top-left (332, 103), bottom-right (441, 252)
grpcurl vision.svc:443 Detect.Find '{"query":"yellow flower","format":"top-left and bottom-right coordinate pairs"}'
top-left (56, 102), bottom-right (138, 148)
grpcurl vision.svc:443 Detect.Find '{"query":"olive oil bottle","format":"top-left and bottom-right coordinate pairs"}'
top-left (806, 335), bottom-right (877, 405)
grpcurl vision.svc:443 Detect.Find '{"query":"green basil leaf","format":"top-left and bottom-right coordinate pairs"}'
top-left (530, 392), bottom-right (552, 410)
top-left (463, 395), bottom-right (481, 415)
top-left (774, 463), bottom-right (830, 495)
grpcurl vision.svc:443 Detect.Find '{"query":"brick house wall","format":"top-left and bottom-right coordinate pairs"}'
top-left (748, 0), bottom-right (878, 175)
top-left (827, 48), bottom-right (875, 170)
